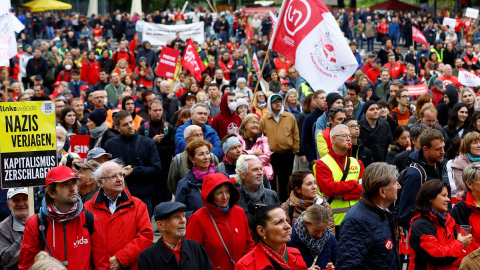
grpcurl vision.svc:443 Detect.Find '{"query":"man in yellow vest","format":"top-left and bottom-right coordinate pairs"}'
top-left (314, 124), bottom-right (364, 232)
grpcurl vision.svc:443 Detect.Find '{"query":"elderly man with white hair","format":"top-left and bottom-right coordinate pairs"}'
top-left (0, 188), bottom-right (29, 270)
top-left (55, 125), bottom-right (69, 157)
top-left (235, 155), bottom-right (279, 223)
top-left (85, 159), bottom-right (153, 270)
top-left (156, 80), bottom-right (179, 123)
top-left (167, 125), bottom-right (219, 194)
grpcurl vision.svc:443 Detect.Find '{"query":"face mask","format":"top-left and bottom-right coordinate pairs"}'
top-left (65, 64), bottom-right (72, 70)
top-left (57, 141), bottom-right (65, 152)
top-left (228, 102), bottom-right (237, 112)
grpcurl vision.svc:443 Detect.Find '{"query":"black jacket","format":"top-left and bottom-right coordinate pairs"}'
top-left (88, 129), bottom-right (116, 150)
top-left (26, 57), bottom-right (48, 79)
top-left (301, 107), bottom-right (325, 162)
top-left (156, 92), bottom-right (179, 123)
top-left (136, 44), bottom-right (159, 69)
top-left (358, 118), bottom-right (393, 162)
top-left (235, 183), bottom-right (279, 224)
top-left (138, 119), bottom-right (175, 168)
top-left (99, 57), bottom-right (115, 74)
top-left (138, 238), bottom-right (213, 270)
top-left (104, 132), bottom-right (162, 199)
top-left (348, 139), bottom-right (374, 168)
top-left (437, 87), bottom-right (459, 127)
top-left (393, 149), bottom-right (414, 172)
top-left (386, 142), bottom-right (406, 165)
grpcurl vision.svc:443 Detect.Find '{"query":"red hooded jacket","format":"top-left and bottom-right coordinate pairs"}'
top-left (81, 59), bottom-right (101, 85)
top-left (84, 189), bottom-right (153, 270)
top-left (452, 192), bottom-right (480, 248)
top-left (211, 93), bottom-right (242, 140)
top-left (19, 207), bottom-right (110, 270)
top-left (185, 173), bottom-right (255, 269)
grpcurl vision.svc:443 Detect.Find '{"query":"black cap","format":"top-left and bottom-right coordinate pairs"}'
top-left (35, 75), bottom-right (43, 80)
top-left (154, 202), bottom-right (186, 221)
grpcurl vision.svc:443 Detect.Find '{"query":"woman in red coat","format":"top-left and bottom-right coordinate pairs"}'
top-left (235, 205), bottom-right (308, 270)
top-left (81, 51), bottom-right (101, 86)
top-left (185, 173), bottom-right (255, 270)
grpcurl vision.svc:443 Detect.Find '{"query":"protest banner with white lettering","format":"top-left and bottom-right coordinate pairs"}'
top-left (459, 70), bottom-right (480, 87)
top-left (443, 17), bottom-right (456, 29)
top-left (466, 8), bottom-right (479, 19)
top-left (70, 135), bottom-right (91, 162)
top-left (143, 22), bottom-right (204, 46)
top-left (156, 46), bottom-right (180, 79)
top-left (405, 84), bottom-right (428, 96)
top-left (0, 101), bottom-right (57, 188)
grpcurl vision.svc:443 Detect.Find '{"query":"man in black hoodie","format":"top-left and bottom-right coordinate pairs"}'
top-left (301, 90), bottom-right (326, 168)
top-left (437, 85), bottom-right (459, 127)
top-left (26, 48), bottom-right (48, 85)
top-left (136, 41), bottom-right (158, 69)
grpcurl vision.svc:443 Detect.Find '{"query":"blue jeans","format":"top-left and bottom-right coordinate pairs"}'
top-left (356, 36), bottom-right (364, 50)
top-left (46, 26), bottom-right (55, 40)
top-left (390, 34), bottom-right (398, 47)
top-left (367, 37), bottom-right (374, 51)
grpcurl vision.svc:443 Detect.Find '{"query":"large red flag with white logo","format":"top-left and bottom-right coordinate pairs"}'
top-left (181, 39), bottom-right (206, 81)
top-left (412, 26), bottom-right (428, 45)
top-left (269, 0), bottom-right (358, 93)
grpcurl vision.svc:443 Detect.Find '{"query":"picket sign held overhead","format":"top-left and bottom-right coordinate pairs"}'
top-left (143, 22), bottom-right (204, 46)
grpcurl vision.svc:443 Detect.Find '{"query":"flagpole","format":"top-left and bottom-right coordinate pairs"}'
top-left (169, 60), bottom-right (181, 94)
top-left (254, 48), bottom-right (270, 92)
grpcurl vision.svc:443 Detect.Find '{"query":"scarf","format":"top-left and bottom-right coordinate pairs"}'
top-left (467, 153), bottom-right (480, 162)
top-left (289, 192), bottom-right (317, 210)
top-left (294, 215), bottom-right (330, 258)
top-left (192, 162), bottom-right (216, 181)
top-left (218, 203), bottom-right (230, 211)
top-left (288, 105), bottom-right (300, 115)
top-left (242, 182), bottom-right (265, 202)
top-left (46, 200), bottom-right (80, 223)
top-left (258, 102), bottom-right (267, 109)
top-left (89, 123), bottom-right (108, 148)
top-left (259, 242), bottom-right (291, 270)
top-left (432, 210), bottom-right (447, 222)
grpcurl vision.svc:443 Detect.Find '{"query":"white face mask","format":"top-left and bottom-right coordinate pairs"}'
top-left (57, 141), bottom-right (65, 152)
top-left (228, 102), bottom-right (237, 112)
top-left (65, 64), bottom-right (72, 70)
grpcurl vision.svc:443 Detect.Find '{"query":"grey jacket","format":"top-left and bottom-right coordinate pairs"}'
top-left (0, 215), bottom-right (25, 270)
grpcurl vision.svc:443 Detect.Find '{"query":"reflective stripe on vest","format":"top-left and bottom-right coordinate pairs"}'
top-left (319, 154), bottom-right (361, 226)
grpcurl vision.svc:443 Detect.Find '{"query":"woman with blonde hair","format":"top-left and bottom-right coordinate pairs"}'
top-left (460, 87), bottom-right (480, 116)
top-left (284, 89), bottom-right (302, 119)
top-left (113, 58), bottom-right (133, 78)
top-left (30, 251), bottom-right (66, 270)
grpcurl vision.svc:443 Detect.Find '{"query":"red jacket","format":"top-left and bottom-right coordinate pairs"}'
top-left (314, 150), bottom-right (364, 200)
top-left (18, 207), bottom-right (110, 270)
top-left (274, 57), bottom-right (292, 73)
top-left (377, 23), bottom-right (389, 34)
top-left (384, 61), bottom-right (403, 79)
top-left (408, 212), bottom-right (476, 270)
top-left (84, 189), bottom-right (153, 270)
top-left (81, 59), bottom-right (101, 85)
top-left (366, 68), bottom-right (380, 84)
top-left (112, 49), bottom-right (136, 70)
top-left (235, 244), bottom-right (307, 270)
top-left (211, 93), bottom-right (242, 140)
top-left (452, 192), bottom-right (480, 248)
top-left (185, 173), bottom-right (255, 269)
top-left (218, 57), bottom-right (234, 80)
top-left (57, 69), bottom-right (72, 82)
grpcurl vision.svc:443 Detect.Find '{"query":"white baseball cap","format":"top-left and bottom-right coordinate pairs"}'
top-left (7, 188), bottom-right (28, 200)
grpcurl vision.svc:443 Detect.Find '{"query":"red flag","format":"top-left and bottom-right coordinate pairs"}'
top-left (412, 26), bottom-right (428, 45)
top-left (156, 46), bottom-right (180, 79)
top-left (181, 39), bottom-right (206, 81)
top-left (245, 22), bottom-right (253, 41)
top-left (269, 0), bottom-right (358, 93)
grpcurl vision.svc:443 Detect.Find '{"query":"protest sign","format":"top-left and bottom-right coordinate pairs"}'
top-left (442, 17), bottom-right (456, 29)
top-left (405, 84), bottom-right (428, 96)
top-left (156, 46), bottom-right (180, 79)
top-left (459, 70), bottom-right (480, 87)
top-left (0, 101), bottom-right (57, 188)
top-left (70, 135), bottom-right (91, 161)
top-left (466, 8), bottom-right (479, 19)
top-left (143, 22), bottom-right (204, 46)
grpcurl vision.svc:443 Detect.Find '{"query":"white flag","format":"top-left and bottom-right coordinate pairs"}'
top-left (0, 1), bottom-right (24, 67)
top-left (459, 70), bottom-right (480, 87)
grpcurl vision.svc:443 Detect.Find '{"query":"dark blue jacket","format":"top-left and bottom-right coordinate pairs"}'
top-left (388, 23), bottom-right (399, 36)
top-left (336, 196), bottom-right (400, 270)
top-left (104, 132), bottom-right (162, 199)
top-left (287, 227), bottom-right (337, 269)
top-left (398, 149), bottom-right (447, 229)
top-left (174, 119), bottom-right (222, 158)
top-left (301, 107), bottom-right (324, 163)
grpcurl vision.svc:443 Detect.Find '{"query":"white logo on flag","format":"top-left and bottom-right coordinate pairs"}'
top-left (284, 0), bottom-right (311, 36)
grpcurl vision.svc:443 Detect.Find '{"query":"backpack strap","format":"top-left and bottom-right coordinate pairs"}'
top-left (328, 157), bottom-right (351, 204)
top-left (288, 204), bottom-right (294, 223)
top-left (84, 209), bottom-right (94, 236)
top-left (412, 163), bottom-right (427, 185)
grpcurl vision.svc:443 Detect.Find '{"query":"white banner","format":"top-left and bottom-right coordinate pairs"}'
top-left (142, 22), bottom-right (204, 46)
top-left (443, 17), bottom-right (456, 29)
top-left (466, 8), bottom-right (479, 19)
top-left (0, 0), bottom-right (24, 67)
top-left (459, 70), bottom-right (480, 87)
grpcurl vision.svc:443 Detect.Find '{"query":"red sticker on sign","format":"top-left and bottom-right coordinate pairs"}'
top-left (385, 239), bottom-right (393, 250)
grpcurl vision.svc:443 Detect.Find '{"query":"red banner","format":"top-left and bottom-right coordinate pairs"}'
top-left (181, 39), bottom-right (207, 81)
top-left (156, 47), bottom-right (180, 79)
top-left (412, 26), bottom-right (428, 45)
top-left (70, 135), bottom-right (91, 161)
top-left (405, 84), bottom-right (428, 96)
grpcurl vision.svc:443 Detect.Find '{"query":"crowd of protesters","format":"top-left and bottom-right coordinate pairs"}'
top-left (4, 4), bottom-right (480, 270)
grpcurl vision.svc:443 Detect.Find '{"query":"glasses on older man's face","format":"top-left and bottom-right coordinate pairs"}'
top-left (334, 134), bottom-right (353, 139)
top-left (189, 132), bottom-right (204, 139)
top-left (100, 173), bottom-right (126, 182)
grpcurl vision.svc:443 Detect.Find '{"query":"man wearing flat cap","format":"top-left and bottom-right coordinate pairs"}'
top-left (138, 202), bottom-right (213, 270)
top-left (19, 165), bottom-right (109, 270)
top-left (75, 159), bottom-right (100, 203)
top-left (87, 147), bottom-right (112, 163)
top-left (0, 188), bottom-right (29, 270)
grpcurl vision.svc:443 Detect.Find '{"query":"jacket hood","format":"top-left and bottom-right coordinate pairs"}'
top-left (267, 94), bottom-right (284, 116)
top-left (201, 173), bottom-right (240, 211)
top-left (444, 86), bottom-right (459, 106)
top-left (219, 92), bottom-right (234, 116)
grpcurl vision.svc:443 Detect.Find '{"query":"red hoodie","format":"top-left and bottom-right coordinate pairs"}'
top-left (211, 93), bottom-right (242, 140)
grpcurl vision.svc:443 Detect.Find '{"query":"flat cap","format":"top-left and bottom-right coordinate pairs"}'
top-left (154, 202), bottom-right (186, 221)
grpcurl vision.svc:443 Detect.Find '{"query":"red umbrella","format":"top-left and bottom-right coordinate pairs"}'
top-left (370, 0), bottom-right (421, 11)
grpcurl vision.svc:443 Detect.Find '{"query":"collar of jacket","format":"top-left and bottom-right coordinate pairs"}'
top-left (157, 238), bottom-right (191, 264)
top-left (360, 195), bottom-right (389, 221)
top-left (93, 188), bottom-right (132, 211)
top-left (120, 131), bottom-right (139, 142)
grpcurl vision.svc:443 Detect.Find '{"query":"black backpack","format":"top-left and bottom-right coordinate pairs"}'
top-left (395, 162), bottom-right (427, 209)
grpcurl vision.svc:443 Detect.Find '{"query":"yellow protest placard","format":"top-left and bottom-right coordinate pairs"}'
top-left (0, 101), bottom-right (57, 188)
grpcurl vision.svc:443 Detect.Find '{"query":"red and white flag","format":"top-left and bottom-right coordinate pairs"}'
top-left (459, 70), bottom-right (480, 87)
top-left (269, 0), bottom-right (358, 93)
top-left (269, 10), bottom-right (278, 28)
top-left (412, 26), bottom-right (428, 45)
top-left (252, 52), bottom-right (261, 73)
top-left (181, 38), bottom-right (206, 81)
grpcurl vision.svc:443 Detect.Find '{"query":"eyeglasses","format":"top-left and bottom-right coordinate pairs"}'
top-left (190, 133), bottom-right (204, 138)
top-left (100, 173), bottom-right (126, 182)
top-left (334, 134), bottom-right (353, 139)
top-left (349, 124), bottom-right (360, 129)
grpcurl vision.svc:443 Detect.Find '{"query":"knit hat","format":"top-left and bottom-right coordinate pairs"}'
top-left (363, 100), bottom-right (377, 114)
top-left (326, 92), bottom-right (343, 110)
top-left (139, 56), bottom-right (147, 63)
top-left (235, 98), bottom-right (249, 108)
top-left (88, 108), bottom-right (108, 127)
top-left (222, 136), bottom-right (242, 155)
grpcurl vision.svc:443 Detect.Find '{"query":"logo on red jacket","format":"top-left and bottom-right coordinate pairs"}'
top-left (73, 236), bottom-right (89, 248)
top-left (284, 0), bottom-right (311, 36)
top-left (385, 238), bottom-right (393, 250)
